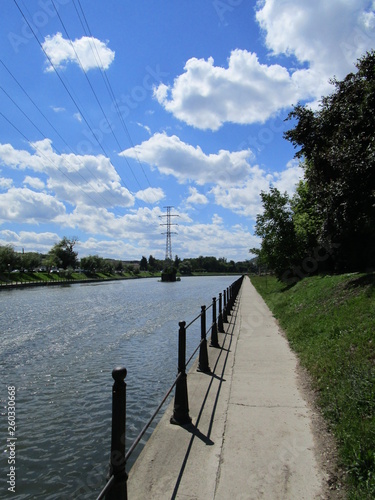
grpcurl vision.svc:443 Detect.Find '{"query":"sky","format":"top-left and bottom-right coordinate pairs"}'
top-left (0, 0), bottom-right (374, 262)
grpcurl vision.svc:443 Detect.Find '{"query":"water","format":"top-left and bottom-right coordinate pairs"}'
top-left (0, 275), bottom-right (237, 499)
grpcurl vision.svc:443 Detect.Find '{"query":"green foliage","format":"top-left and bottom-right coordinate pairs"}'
top-left (48, 237), bottom-right (78, 270)
top-left (251, 187), bottom-right (302, 280)
top-left (284, 50), bottom-right (375, 272)
top-left (251, 273), bottom-right (375, 498)
top-left (140, 256), bottom-right (148, 271)
top-left (0, 245), bottom-right (19, 272)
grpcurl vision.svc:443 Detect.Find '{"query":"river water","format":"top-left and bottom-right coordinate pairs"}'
top-left (0, 275), bottom-right (238, 499)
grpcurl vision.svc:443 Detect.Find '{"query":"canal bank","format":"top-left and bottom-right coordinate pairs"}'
top-left (127, 275), bottom-right (334, 499)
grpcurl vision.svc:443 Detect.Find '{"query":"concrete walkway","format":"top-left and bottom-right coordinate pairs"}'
top-left (128, 276), bottom-right (326, 499)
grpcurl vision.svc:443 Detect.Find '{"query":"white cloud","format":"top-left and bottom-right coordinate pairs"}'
top-left (73, 113), bottom-right (82, 122)
top-left (120, 132), bottom-right (253, 185)
top-left (210, 162), bottom-right (303, 218)
top-left (256, 0), bottom-right (375, 78)
top-left (272, 159), bottom-right (303, 194)
top-left (0, 177), bottom-right (13, 189)
top-left (135, 187), bottom-right (165, 203)
top-left (154, 50), bottom-right (309, 130)
top-left (51, 106), bottom-right (65, 113)
top-left (42, 32), bottom-right (115, 72)
top-left (0, 139), bottom-right (134, 209)
top-left (154, 1), bottom-right (375, 129)
top-left (186, 187), bottom-right (209, 206)
top-left (0, 230), bottom-right (61, 253)
top-left (23, 176), bottom-right (45, 190)
top-left (177, 220), bottom-right (259, 260)
top-left (0, 187), bottom-right (65, 223)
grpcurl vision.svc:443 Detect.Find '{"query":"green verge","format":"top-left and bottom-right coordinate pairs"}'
top-left (0, 270), bottom-right (162, 285)
top-left (251, 273), bottom-right (375, 499)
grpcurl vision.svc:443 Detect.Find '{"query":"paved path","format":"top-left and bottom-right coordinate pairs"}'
top-left (128, 276), bottom-right (327, 499)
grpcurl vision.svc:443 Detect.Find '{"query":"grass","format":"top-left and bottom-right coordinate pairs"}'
top-left (0, 270), bottom-right (162, 285)
top-left (251, 273), bottom-right (375, 499)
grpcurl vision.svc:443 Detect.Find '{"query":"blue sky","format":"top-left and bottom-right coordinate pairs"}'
top-left (0, 0), bottom-right (374, 261)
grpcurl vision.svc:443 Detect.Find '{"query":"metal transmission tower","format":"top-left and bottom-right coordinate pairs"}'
top-left (159, 206), bottom-right (179, 262)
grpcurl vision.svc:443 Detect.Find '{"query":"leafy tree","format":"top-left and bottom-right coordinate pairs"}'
top-left (20, 252), bottom-right (42, 271)
top-left (140, 256), bottom-right (148, 271)
top-left (81, 255), bottom-right (101, 273)
top-left (0, 245), bottom-right (19, 273)
top-left (148, 255), bottom-right (158, 272)
top-left (179, 260), bottom-right (192, 275)
top-left (48, 237), bottom-right (78, 269)
top-left (285, 50), bottom-right (375, 271)
top-left (251, 188), bottom-right (301, 280)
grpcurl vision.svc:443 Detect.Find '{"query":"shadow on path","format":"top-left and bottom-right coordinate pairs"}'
top-left (170, 296), bottom-right (241, 500)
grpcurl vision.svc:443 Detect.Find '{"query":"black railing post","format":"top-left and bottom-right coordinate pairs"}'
top-left (198, 305), bottom-right (211, 373)
top-left (218, 292), bottom-right (224, 333)
top-left (210, 297), bottom-right (220, 348)
top-left (171, 321), bottom-right (192, 425)
top-left (106, 367), bottom-right (128, 500)
top-left (228, 285), bottom-right (232, 311)
top-left (223, 289), bottom-right (228, 323)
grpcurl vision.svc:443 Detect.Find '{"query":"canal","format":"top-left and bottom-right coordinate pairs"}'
top-left (0, 275), bottom-right (238, 499)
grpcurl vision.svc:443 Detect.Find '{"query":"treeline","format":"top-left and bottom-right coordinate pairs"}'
top-left (0, 238), bottom-right (254, 276)
top-left (252, 50), bottom-right (375, 282)
top-left (140, 255), bottom-right (254, 274)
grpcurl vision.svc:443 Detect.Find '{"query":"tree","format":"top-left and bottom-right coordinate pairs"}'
top-left (251, 188), bottom-right (301, 280)
top-left (20, 252), bottom-right (42, 272)
top-left (140, 256), bottom-right (148, 271)
top-left (81, 255), bottom-right (101, 273)
top-left (0, 245), bottom-right (19, 273)
top-left (48, 237), bottom-right (78, 270)
top-left (284, 50), bottom-right (375, 271)
top-left (148, 255), bottom-right (158, 272)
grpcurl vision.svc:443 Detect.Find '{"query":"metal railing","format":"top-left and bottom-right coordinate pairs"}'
top-left (96, 275), bottom-right (244, 500)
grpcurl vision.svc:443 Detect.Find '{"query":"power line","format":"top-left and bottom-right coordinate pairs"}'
top-left (50, 0), bottom-right (143, 191)
top-left (12, 0), bottom-right (140, 203)
top-left (73, 0), bottom-right (152, 188)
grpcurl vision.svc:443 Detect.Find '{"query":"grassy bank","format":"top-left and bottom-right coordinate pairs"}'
top-left (251, 273), bottom-right (375, 499)
top-left (0, 270), bottom-right (161, 285)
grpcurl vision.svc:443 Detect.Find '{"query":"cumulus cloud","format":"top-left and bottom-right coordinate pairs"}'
top-left (0, 177), bottom-right (13, 190)
top-left (256, 0), bottom-right (375, 77)
top-left (135, 187), bottom-right (165, 203)
top-left (177, 220), bottom-right (260, 260)
top-left (0, 187), bottom-right (65, 223)
top-left (23, 176), bottom-right (45, 190)
top-left (154, 1), bottom-right (375, 129)
top-left (0, 230), bottom-right (62, 253)
top-left (42, 32), bottom-right (115, 72)
top-left (210, 162), bottom-right (303, 218)
top-left (154, 50), bottom-right (310, 130)
top-left (186, 187), bottom-right (209, 206)
top-left (120, 132), bottom-right (253, 185)
top-left (0, 139), bottom-right (134, 209)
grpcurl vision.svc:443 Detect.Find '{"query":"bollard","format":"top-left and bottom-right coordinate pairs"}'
top-left (210, 297), bottom-right (220, 348)
top-left (218, 292), bottom-right (224, 333)
top-left (198, 306), bottom-right (211, 373)
top-left (106, 367), bottom-right (128, 500)
top-left (171, 322), bottom-right (192, 425)
top-left (223, 289), bottom-right (228, 323)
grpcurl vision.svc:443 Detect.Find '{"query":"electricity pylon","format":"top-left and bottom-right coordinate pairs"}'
top-left (159, 206), bottom-right (179, 262)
